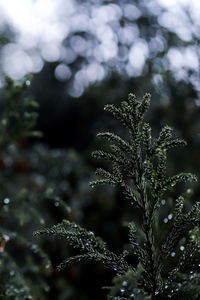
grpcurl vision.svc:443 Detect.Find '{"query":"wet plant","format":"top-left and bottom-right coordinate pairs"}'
top-left (35, 93), bottom-right (200, 299)
top-left (0, 78), bottom-right (50, 299)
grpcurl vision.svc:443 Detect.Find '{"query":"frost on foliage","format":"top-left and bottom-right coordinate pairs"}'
top-left (35, 93), bottom-right (200, 299)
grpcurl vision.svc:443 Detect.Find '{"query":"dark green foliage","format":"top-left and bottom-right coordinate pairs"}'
top-left (107, 269), bottom-right (151, 300)
top-left (35, 220), bottom-right (130, 274)
top-left (35, 93), bottom-right (200, 299)
top-left (0, 141), bottom-right (99, 299)
top-left (0, 78), bottom-right (50, 299)
top-left (0, 77), bottom-right (42, 150)
top-left (0, 82), bottom-right (110, 299)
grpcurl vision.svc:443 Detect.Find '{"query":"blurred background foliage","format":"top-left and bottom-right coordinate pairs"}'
top-left (0, 0), bottom-right (200, 299)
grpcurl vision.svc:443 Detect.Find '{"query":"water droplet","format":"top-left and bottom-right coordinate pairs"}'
top-left (31, 244), bottom-right (37, 253)
top-left (171, 252), bottom-right (175, 257)
top-left (44, 285), bottom-right (50, 292)
top-left (168, 214), bottom-right (173, 220)
top-left (120, 288), bottom-right (125, 294)
top-left (122, 281), bottom-right (128, 287)
top-left (164, 218), bottom-right (168, 223)
top-left (161, 199), bottom-right (166, 205)
top-left (165, 285), bottom-right (168, 289)
top-left (3, 234), bottom-right (9, 241)
top-left (54, 202), bottom-right (59, 207)
top-left (180, 246), bottom-right (184, 251)
top-left (1, 119), bottom-right (7, 125)
top-left (186, 189), bottom-right (192, 194)
top-left (3, 198), bottom-right (10, 204)
top-left (10, 270), bottom-right (15, 276)
top-left (154, 290), bottom-right (159, 295)
top-left (45, 264), bottom-right (50, 269)
top-left (171, 182), bottom-right (176, 187)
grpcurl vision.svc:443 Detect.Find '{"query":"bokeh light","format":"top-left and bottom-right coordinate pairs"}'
top-left (0, 0), bottom-right (199, 96)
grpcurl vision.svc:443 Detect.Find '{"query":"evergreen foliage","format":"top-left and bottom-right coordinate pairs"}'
top-left (0, 78), bottom-right (50, 300)
top-left (1, 77), bottom-right (107, 300)
top-left (0, 77), bottom-right (42, 150)
top-left (35, 93), bottom-right (200, 299)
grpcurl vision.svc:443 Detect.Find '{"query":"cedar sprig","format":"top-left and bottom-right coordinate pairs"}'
top-left (35, 93), bottom-right (200, 299)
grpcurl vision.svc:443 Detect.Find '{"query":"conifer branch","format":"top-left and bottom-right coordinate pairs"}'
top-left (34, 220), bottom-right (131, 274)
top-left (35, 92), bottom-right (200, 298)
